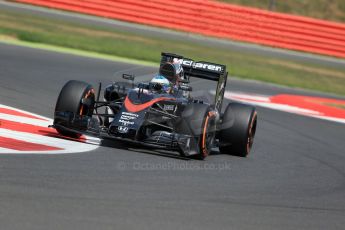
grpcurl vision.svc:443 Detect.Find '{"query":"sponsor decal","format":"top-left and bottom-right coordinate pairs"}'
top-left (192, 62), bottom-right (222, 72)
top-left (163, 104), bottom-right (175, 111)
top-left (178, 59), bottom-right (193, 66)
top-left (0, 104), bottom-right (100, 154)
top-left (175, 59), bottom-right (223, 72)
top-left (118, 112), bottom-right (138, 126)
top-left (122, 112), bottom-right (139, 117)
top-left (118, 126), bottom-right (129, 133)
top-left (120, 115), bottom-right (136, 120)
top-left (119, 120), bottom-right (135, 126)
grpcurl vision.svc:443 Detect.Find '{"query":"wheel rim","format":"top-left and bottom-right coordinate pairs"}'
top-left (79, 88), bottom-right (95, 116)
top-left (201, 111), bottom-right (216, 158)
top-left (246, 112), bottom-right (257, 154)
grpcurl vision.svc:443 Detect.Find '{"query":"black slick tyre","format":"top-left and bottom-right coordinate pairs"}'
top-left (179, 103), bottom-right (216, 160)
top-left (54, 80), bottom-right (95, 138)
top-left (219, 102), bottom-right (257, 157)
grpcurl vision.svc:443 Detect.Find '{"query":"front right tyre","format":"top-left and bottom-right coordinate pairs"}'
top-left (178, 103), bottom-right (216, 160)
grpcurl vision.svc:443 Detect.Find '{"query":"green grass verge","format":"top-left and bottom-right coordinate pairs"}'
top-left (1, 8), bottom-right (345, 96)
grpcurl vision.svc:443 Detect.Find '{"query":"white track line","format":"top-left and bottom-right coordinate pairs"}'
top-left (0, 128), bottom-right (99, 154)
top-left (0, 113), bottom-right (52, 127)
top-left (0, 104), bottom-right (50, 121)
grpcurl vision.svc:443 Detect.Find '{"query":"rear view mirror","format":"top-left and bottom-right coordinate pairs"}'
top-left (180, 85), bottom-right (192, 91)
top-left (122, 74), bottom-right (135, 81)
top-left (122, 74), bottom-right (135, 88)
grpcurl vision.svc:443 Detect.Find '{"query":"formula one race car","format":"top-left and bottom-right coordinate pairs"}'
top-left (52, 53), bottom-right (257, 159)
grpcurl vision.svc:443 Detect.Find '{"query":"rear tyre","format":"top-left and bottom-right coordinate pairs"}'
top-left (179, 103), bottom-right (216, 160)
top-left (54, 80), bottom-right (95, 138)
top-left (219, 102), bottom-right (257, 157)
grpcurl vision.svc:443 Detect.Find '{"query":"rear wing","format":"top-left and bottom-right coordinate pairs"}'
top-left (160, 52), bottom-right (228, 111)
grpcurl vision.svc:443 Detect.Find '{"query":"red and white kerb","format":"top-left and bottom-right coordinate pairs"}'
top-left (223, 92), bottom-right (345, 124)
top-left (0, 104), bottom-right (100, 154)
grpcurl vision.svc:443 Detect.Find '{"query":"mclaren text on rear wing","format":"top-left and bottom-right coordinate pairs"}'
top-left (160, 52), bottom-right (228, 111)
top-left (160, 52), bottom-right (226, 81)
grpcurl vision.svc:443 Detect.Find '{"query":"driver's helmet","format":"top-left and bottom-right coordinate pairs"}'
top-left (150, 74), bottom-right (171, 92)
top-left (159, 62), bottom-right (184, 84)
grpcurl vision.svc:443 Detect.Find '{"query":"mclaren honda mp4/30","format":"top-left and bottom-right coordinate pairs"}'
top-left (52, 53), bottom-right (257, 160)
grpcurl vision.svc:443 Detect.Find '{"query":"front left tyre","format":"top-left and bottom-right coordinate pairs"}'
top-left (54, 80), bottom-right (95, 138)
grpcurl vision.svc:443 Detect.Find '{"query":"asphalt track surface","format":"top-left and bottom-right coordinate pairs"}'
top-left (1, 43), bottom-right (345, 230)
